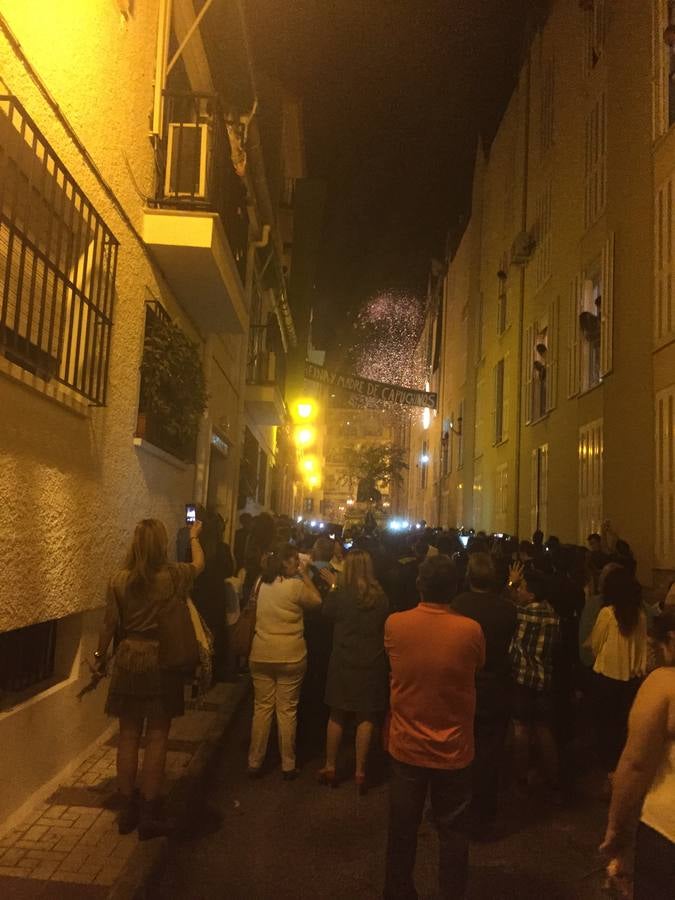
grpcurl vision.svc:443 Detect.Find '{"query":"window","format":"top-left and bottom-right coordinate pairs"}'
top-left (578, 418), bottom-right (603, 542)
top-left (526, 299), bottom-right (558, 422)
top-left (584, 0), bottom-right (605, 72)
top-left (497, 259), bottom-right (508, 335)
top-left (492, 358), bottom-right (509, 444)
top-left (568, 236), bottom-right (614, 396)
top-left (473, 472), bottom-right (483, 531)
top-left (441, 423), bottom-right (451, 477)
top-left (0, 96), bottom-right (117, 405)
top-left (420, 440), bottom-right (429, 490)
top-left (539, 57), bottom-right (555, 156)
top-left (656, 176), bottom-right (675, 344)
top-left (303, 497), bottom-right (314, 513)
top-left (474, 380), bottom-right (484, 458)
top-left (584, 93), bottom-right (607, 228)
top-left (530, 444), bottom-right (549, 538)
top-left (656, 385), bottom-right (675, 567)
top-left (457, 400), bottom-right (465, 469)
top-left (535, 184), bottom-right (552, 289)
top-left (495, 463), bottom-right (508, 532)
top-left (238, 427), bottom-right (260, 509)
top-left (456, 480), bottom-right (464, 527)
top-left (257, 448), bottom-right (267, 505)
top-left (476, 293), bottom-right (485, 362)
top-left (0, 620), bottom-right (57, 701)
top-left (652, 1), bottom-right (675, 136)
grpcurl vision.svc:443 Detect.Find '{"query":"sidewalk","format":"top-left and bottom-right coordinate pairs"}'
top-left (0, 679), bottom-right (249, 899)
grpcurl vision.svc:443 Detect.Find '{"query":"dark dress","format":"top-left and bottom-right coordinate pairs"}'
top-left (323, 587), bottom-right (389, 714)
top-left (104, 564), bottom-right (195, 719)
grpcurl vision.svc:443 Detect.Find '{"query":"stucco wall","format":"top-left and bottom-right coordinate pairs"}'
top-left (0, 1), bottom-right (205, 631)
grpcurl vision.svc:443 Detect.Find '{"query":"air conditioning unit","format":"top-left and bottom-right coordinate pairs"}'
top-left (164, 122), bottom-right (209, 199)
top-left (510, 230), bottom-right (536, 265)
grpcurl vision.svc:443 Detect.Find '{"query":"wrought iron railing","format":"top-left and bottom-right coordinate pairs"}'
top-left (154, 92), bottom-right (248, 281)
top-left (0, 96), bottom-right (117, 405)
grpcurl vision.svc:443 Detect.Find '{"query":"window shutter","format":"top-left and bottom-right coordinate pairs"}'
top-left (655, 176), bottom-right (674, 343)
top-left (524, 324), bottom-right (534, 424)
top-left (540, 444), bottom-right (549, 537)
top-left (491, 363), bottom-right (497, 445)
top-left (567, 276), bottom-right (580, 397)
top-left (547, 297), bottom-right (559, 411)
top-left (503, 352), bottom-right (511, 441)
top-left (530, 448), bottom-right (539, 535)
top-left (600, 232), bottom-right (615, 377)
top-left (652, 1), bottom-right (667, 139)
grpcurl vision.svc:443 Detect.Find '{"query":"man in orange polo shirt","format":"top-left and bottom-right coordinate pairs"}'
top-left (384, 554), bottom-right (485, 900)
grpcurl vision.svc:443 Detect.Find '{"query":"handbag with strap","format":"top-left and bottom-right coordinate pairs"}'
top-left (158, 568), bottom-right (200, 673)
top-left (229, 577), bottom-right (261, 658)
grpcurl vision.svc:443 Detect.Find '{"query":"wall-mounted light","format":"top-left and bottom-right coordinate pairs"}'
top-left (420, 454), bottom-right (430, 465)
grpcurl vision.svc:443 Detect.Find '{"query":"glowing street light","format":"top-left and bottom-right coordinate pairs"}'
top-left (294, 425), bottom-right (316, 448)
top-left (301, 455), bottom-right (319, 474)
top-left (292, 398), bottom-right (318, 423)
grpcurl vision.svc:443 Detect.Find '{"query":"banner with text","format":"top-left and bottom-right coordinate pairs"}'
top-left (304, 361), bottom-right (437, 410)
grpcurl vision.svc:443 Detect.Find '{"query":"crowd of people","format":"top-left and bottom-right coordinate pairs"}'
top-left (92, 510), bottom-right (675, 898)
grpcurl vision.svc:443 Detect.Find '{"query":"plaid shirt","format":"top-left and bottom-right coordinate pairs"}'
top-left (510, 601), bottom-right (559, 691)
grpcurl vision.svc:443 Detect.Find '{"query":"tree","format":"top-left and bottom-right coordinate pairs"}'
top-left (341, 443), bottom-right (408, 502)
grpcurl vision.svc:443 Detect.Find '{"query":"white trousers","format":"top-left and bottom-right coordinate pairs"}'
top-left (248, 658), bottom-right (307, 772)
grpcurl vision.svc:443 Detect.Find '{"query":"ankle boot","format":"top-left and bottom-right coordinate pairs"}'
top-left (118, 789), bottom-right (140, 835)
top-left (138, 796), bottom-right (176, 841)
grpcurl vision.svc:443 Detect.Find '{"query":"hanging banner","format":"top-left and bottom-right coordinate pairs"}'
top-left (304, 361), bottom-right (437, 410)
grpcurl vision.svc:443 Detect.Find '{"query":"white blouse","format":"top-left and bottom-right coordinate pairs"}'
top-left (249, 577), bottom-right (320, 664)
top-left (591, 605), bottom-right (647, 681)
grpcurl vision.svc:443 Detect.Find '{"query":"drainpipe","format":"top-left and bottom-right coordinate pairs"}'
top-left (513, 53), bottom-right (532, 537)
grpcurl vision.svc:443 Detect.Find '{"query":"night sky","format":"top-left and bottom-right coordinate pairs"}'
top-left (249, 1), bottom-right (532, 351)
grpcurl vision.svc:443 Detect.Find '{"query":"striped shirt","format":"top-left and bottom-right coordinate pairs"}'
top-left (510, 601), bottom-right (559, 691)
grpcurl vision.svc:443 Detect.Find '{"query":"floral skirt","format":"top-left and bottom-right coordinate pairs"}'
top-left (105, 638), bottom-right (184, 720)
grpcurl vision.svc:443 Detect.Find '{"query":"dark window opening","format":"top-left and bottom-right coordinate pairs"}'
top-left (0, 619), bottom-right (57, 699)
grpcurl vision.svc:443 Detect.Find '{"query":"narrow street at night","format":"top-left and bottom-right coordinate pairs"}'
top-left (2, 2), bottom-right (675, 897)
top-left (152, 694), bottom-right (608, 900)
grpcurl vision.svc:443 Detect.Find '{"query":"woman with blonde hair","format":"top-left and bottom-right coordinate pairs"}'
top-left (93, 518), bottom-right (204, 839)
top-left (318, 550), bottom-right (389, 793)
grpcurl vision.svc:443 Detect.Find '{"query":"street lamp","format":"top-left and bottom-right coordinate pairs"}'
top-left (292, 398), bottom-right (318, 423)
top-left (294, 425), bottom-right (316, 448)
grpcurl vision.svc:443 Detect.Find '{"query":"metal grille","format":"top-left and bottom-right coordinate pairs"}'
top-left (0, 96), bottom-right (117, 405)
top-left (0, 619), bottom-right (57, 696)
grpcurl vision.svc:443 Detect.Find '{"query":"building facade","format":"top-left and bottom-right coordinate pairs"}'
top-left (0, 0), bottom-right (312, 823)
top-left (408, 0), bottom-right (675, 588)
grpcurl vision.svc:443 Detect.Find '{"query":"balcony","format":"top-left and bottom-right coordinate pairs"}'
top-left (142, 93), bottom-right (249, 335)
top-left (245, 326), bottom-right (285, 427)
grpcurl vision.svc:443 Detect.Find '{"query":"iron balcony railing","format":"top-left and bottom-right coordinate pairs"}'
top-left (154, 92), bottom-right (248, 281)
top-left (0, 96), bottom-right (118, 405)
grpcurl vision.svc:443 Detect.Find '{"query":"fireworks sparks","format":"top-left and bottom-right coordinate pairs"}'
top-left (355, 290), bottom-right (426, 387)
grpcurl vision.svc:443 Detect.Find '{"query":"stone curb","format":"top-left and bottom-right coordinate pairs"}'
top-left (107, 679), bottom-right (250, 900)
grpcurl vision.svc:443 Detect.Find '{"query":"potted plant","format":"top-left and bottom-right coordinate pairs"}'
top-left (137, 311), bottom-right (208, 461)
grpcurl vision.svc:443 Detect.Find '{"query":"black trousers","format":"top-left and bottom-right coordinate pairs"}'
top-left (471, 710), bottom-right (510, 827)
top-left (384, 760), bottom-right (471, 900)
top-left (592, 673), bottom-right (641, 771)
top-left (634, 822), bottom-right (675, 900)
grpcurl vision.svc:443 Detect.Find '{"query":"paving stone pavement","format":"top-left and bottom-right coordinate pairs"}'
top-left (0, 680), bottom-right (248, 899)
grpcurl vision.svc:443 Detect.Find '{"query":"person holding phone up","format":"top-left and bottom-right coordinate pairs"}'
top-left (93, 517), bottom-right (204, 839)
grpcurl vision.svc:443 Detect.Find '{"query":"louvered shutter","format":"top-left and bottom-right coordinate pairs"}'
top-left (567, 276), bottom-right (581, 397)
top-left (548, 297), bottom-right (559, 411)
top-left (524, 325), bottom-right (534, 424)
top-left (503, 352), bottom-right (511, 441)
top-left (600, 233), bottom-right (615, 377)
